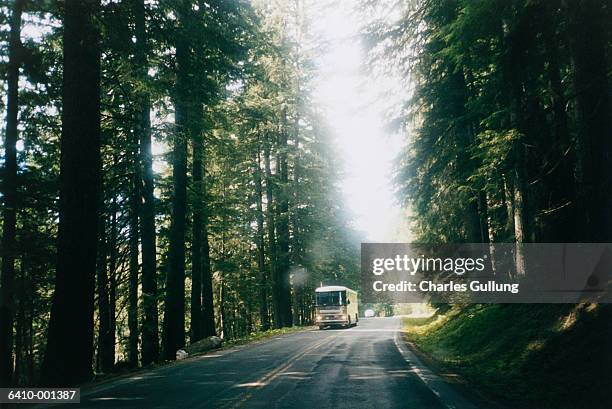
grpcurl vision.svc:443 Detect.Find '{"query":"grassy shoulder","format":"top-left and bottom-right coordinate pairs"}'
top-left (219, 325), bottom-right (316, 349)
top-left (402, 304), bottom-right (611, 409)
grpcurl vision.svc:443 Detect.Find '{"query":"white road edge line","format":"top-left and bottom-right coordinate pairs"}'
top-left (393, 330), bottom-right (479, 409)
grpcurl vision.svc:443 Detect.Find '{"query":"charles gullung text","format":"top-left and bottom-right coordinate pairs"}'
top-left (371, 255), bottom-right (520, 294)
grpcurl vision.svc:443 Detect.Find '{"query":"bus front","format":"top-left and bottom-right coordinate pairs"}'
top-left (315, 286), bottom-right (349, 328)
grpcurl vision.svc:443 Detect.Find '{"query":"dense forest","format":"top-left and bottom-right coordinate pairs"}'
top-left (1, 0), bottom-right (611, 393)
top-left (363, 2), bottom-right (612, 407)
top-left (0, 0), bottom-right (360, 387)
top-left (365, 0), bottom-right (611, 246)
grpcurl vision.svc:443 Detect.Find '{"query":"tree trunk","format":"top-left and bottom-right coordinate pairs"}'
top-left (291, 113), bottom-right (302, 307)
top-left (108, 193), bottom-right (117, 368)
top-left (540, 1), bottom-right (577, 242)
top-left (97, 213), bottom-right (112, 373)
top-left (163, 38), bottom-right (189, 360)
top-left (14, 261), bottom-right (25, 385)
top-left (505, 20), bottom-right (531, 273)
top-left (0, 0), bottom-right (24, 388)
top-left (41, 0), bottom-right (101, 386)
top-left (277, 115), bottom-right (293, 328)
top-left (133, 0), bottom-right (159, 366)
top-left (189, 0), bottom-right (216, 341)
top-left (567, 0), bottom-right (612, 242)
top-left (219, 281), bottom-right (227, 339)
top-left (502, 176), bottom-right (515, 239)
top-left (128, 144), bottom-right (140, 367)
top-left (26, 268), bottom-right (34, 384)
top-left (255, 148), bottom-right (270, 331)
top-left (191, 113), bottom-right (204, 343)
top-left (264, 136), bottom-right (280, 328)
top-left (292, 0), bottom-right (302, 268)
top-left (478, 191), bottom-right (490, 243)
top-left (508, 60), bottom-right (529, 274)
top-left (163, 123), bottom-right (188, 359)
top-left (24, 266), bottom-right (34, 384)
top-left (201, 211), bottom-right (216, 337)
top-left (513, 173), bottom-right (527, 276)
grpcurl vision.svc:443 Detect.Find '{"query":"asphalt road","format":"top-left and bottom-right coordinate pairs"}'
top-left (59, 317), bottom-right (483, 409)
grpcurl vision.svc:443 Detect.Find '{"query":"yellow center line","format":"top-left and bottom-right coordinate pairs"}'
top-left (225, 334), bottom-right (337, 409)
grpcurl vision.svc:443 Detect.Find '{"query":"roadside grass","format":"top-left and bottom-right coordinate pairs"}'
top-left (402, 304), bottom-right (612, 409)
top-left (220, 325), bottom-right (316, 349)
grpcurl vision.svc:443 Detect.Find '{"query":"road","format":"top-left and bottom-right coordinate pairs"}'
top-left (61, 317), bottom-right (484, 409)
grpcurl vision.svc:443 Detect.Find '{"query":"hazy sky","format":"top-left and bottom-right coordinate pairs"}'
top-left (312, 1), bottom-right (408, 242)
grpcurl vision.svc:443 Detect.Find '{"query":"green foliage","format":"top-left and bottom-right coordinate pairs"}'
top-left (366, 0), bottom-right (612, 244)
top-left (368, 4), bottom-right (612, 406)
top-left (0, 0), bottom-right (360, 384)
top-left (402, 304), bottom-right (612, 409)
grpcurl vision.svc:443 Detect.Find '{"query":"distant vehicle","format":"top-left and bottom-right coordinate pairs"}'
top-left (364, 309), bottom-right (375, 318)
top-left (315, 285), bottom-right (358, 329)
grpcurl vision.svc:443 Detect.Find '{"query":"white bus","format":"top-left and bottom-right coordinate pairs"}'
top-left (315, 285), bottom-right (358, 329)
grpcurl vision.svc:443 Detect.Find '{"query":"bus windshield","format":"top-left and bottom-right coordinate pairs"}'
top-left (316, 291), bottom-right (344, 306)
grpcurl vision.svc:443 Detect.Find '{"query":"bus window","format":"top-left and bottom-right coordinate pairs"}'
top-left (316, 290), bottom-right (346, 306)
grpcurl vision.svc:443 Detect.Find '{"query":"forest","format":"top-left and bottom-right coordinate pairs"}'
top-left (0, 0), bottom-right (611, 394)
top-left (0, 0), bottom-right (360, 387)
top-left (364, 2), bottom-right (612, 406)
top-left (364, 0), bottom-right (611, 246)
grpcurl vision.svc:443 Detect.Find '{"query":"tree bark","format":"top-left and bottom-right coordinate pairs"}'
top-left (187, 0), bottom-right (216, 341)
top-left (567, 0), bottom-right (612, 242)
top-left (201, 191), bottom-right (216, 337)
top-left (255, 148), bottom-right (270, 331)
top-left (128, 143), bottom-right (140, 367)
top-left (477, 191), bottom-right (490, 243)
top-left (504, 12), bottom-right (532, 273)
top-left (291, 0), bottom-right (303, 268)
top-left (163, 36), bottom-right (189, 360)
top-left (0, 0), bottom-right (25, 388)
top-left (97, 213), bottom-right (111, 373)
top-left (513, 174), bottom-right (527, 276)
top-left (191, 112), bottom-right (204, 343)
top-left (539, 1), bottom-right (577, 242)
top-left (219, 281), bottom-right (227, 339)
top-left (13, 260), bottom-right (25, 385)
top-left (41, 0), bottom-right (101, 386)
top-left (264, 135), bottom-right (280, 328)
top-left (133, 0), bottom-right (159, 366)
top-left (108, 193), bottom-right (117, 368)
top-left (502, 176), bottom-right (515, 239)
top-left (277, 115), bottom-right (293, 328)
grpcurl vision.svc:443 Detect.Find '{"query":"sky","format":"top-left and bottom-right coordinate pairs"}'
top-left (311, 1), bottom-right (409, 242)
